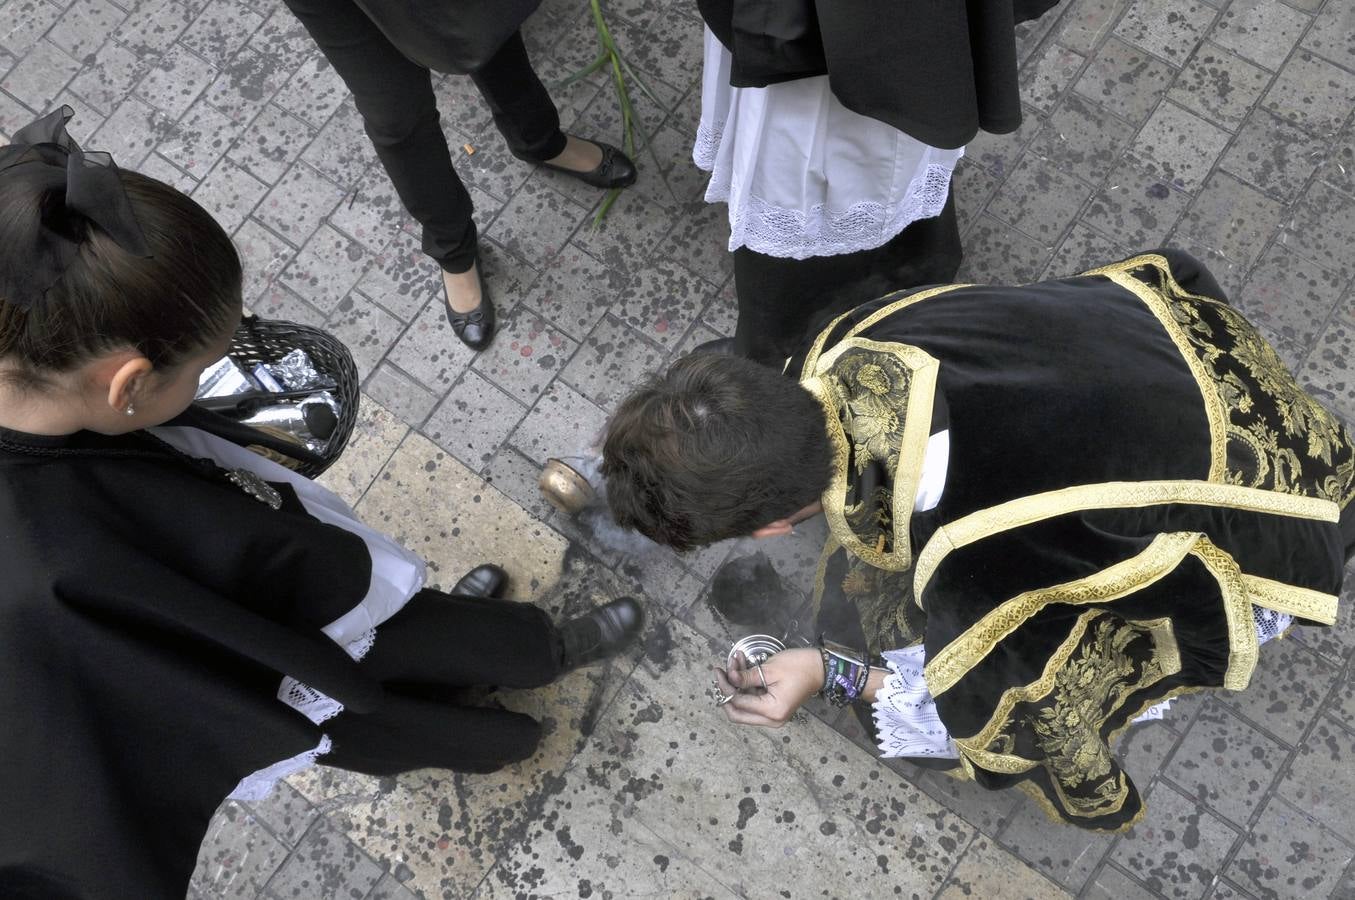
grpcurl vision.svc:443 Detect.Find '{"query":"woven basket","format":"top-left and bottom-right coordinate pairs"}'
top-left (209, 315), bottom-right (360, 478)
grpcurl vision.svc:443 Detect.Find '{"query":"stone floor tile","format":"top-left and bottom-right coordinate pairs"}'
top-left (1288, 181), bottom-right (1355, 282)
top-left (316, 394), bottom-right (408, 508)
top-left (112, 0), bottom-right (199, 57)
top-left (920, 770), bottom-right (1023, 840)
top-left (423, 370), bottom-right (528, 471)
top-left (157, 98), bottom-right (240, 179)
top-left (137, 151), bottom-right (198, 193)
top-left (1030, 92), bottom-right (1137, 185)
top-left (357, 230), bottom-right (440, 324)
top-left (657, 199), bottom-right (736, 289)
top-left (1175, 171), bottom-right (1286, 270)
top-left (279, 224), bottom-right (373, 315)
top-left (328, 167), bottom-right (406, 256)
top-left (1221, 631), bottom-right (1341, 743)
top-left (1119, 719), bottom-right (1180, 792)
top-left (1211, 0), bottom-right (1312, 70)
top-left (3, 39), bottom-right (81, 116)
top-left (1170, 239), bottom-right (1258, 307)
top-left (250, 285), bottom-right (328, 332)
top-left (956, 215), bottom-right (1053, 284)
top-left (612, 7), bottom-right (702, 96)
top-left (486, 177), bottom-right (582, 265)
top-left (1301, 1), bottom-right (1355, 71)
top-left (193, 155), bottom-right (269, 233)
top-left (1169, 43), bottom-right (1274, 130)
top-left (323, 292), bottom-right (405, 380)
top-left (1222, 108), bottom-right (1329, 201)
top-left (571, 189), bottom-right (678, 277)
top-left (362, 364), bottom-right (439, 428)
top-left (617, 258), bottom-right (713, 351)
top-left (561, 314), bottom-right (666, 411)
top-left (1288, 564), bottom-right (1355, 665)
top-left (1083, 159), bottom-right (1192, 247)
top-left (302, 100), bottom-right (379, 189)
top-left (1263, 50), bottom-right (1355, 138)
top-left (1164, 700), bottom-right (1287, 825)
top-left (626, 120), bottom-right (710, 210)
top-left (1056, 0), bottom-right (1132, 56)
top-left (192, 801), bottom-right (291, 899)
top-left (179, 0), bottom-right (264, 68)
top-left (1321, 114), bottom-right (1355, 198)
top-left (1334, 662), bottom-right (1355, 724)
top-left (937, 836), bottom-right (1069, 899)
top-left (1021, 42), bottom-right (1088, 114)
top-left (1236, 243), bottom-right (1346, 348)
top-left (0, 0), bottom-right (61, 58)
top-left (276, 51), bottom-right (348, 129)
top-left (255, 162), bottom-right (345, 249)
top-left (1044, 222), bottom-right (1128, 277)
top-left (92, 94), bottom-right (179, 170)
top-left (1302, 317), bottom-right (1355, 421)
top-left (469, 305), bottom-right (578, 405)
top-left (509, 380), bottom-right (610, 465)
top-left (568, 49), bottom-right (683, 148)
top-left (244, 780), bottom-right (320, 850)
top-left (1128, 101), bottom-right (1233, 192)
top-left (482, 445), bottom-right (557, 522)
top-left (366, 872), bottom-right (422, 900)
top-left (136, 44), bottom-right (218, 120)
top-left (228, 102), bottom-right (315, 185)
top-left (701, 279), bottom-right (738, 337)
top-left (48, 0), bottom-right (127, 62)
top-left (234, 217), bottom-right (297, 300)
top-left (989, 154), bottom-right (1095, 244)
top-left (1225, 795), bottom-right (1355, 900)
top-left (953, 159), bottom-right (1003, 236)
top-left (1279, 715), bottom-right (1355, 844)
top-left (384, 295), bottom-right (477, 394)
top-left (1111, 783), bottom-right (1241, 900)
top-left (1115, 0), bottom-right (1217, 65)
top-left (1074, 36), bottom-right (1179, 126)
top-left (519, 245), bottom-right (629, 341)
top-left (203, 47), bottom-right (292, 125)
top-left (998, 790), bottom-right (1116, 891)
top-left (265, 819), bottom-right (384, 900)
top-left (454, 132), bottom-right (535, 205)
top-left (965, 106), bottom-right (1045, 177)
top-left (246, 7), bottom-right (313, 82)
top-left (1204, 878), bottom-right (1259, 899)
top-left (477, 238), bottom-right (539, 318)
top-left (67, 40), bottom-right (149, 115)
top-left (1083, 863), bottom-right (1161, 899)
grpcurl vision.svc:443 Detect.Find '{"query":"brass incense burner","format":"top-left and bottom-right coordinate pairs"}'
top-left (539, 457), bottom-right (596, 515)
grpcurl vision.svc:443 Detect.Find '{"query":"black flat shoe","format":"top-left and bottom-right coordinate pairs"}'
top-left (558, 597), bottom-right (645, 671)
top-left (541, 139), bottom-right (637, 190)
top-left (451, 563), bottom-right (507, 599)
top-left (445, 265), bottom-right (496, 351)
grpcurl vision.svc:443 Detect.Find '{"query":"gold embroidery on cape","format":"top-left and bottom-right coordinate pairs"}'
top-left (1187, 537), bottom-right (1258, 690)
top-left (798, 284), bottom-right (967, 380)
top-left (913, 479), bottom-right (1340, 604)
top-left (803, 338), bottom-right (938, 572)
top-left (924, 532), bottom-right (1200, 698)
top-left (953, 611), bottom-right (1181, 822)
top-left (1087, 254), bottom-right (1355, 506)
top-left (1241, 574), bottom-right (1338, 625)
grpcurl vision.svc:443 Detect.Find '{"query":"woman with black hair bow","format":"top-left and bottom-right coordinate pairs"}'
top-left (0, 109), bottom-right (643, 899)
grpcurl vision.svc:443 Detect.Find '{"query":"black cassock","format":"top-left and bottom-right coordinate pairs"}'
top-left (699, 0), bottom-right (1064, 148)
top-left (0, 427), bottom-right (380, 897)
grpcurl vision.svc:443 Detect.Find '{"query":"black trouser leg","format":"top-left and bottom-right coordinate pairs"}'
top-left (470, 31), bottom-right (568, 163)
top-left (281, 0), bottom-right (479, 272)
top-left (731, 193), bottom-right (962, 364)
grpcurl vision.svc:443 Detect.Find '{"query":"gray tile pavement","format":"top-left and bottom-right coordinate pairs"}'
top-left (5, 0), bottom-right (1355, 897)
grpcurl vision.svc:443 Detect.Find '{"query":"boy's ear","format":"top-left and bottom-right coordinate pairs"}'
top-left (752, 518), bottom-right (794, 539)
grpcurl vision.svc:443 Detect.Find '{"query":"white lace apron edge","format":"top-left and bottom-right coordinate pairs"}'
top-left (227, 735), bottom-right (333, 803)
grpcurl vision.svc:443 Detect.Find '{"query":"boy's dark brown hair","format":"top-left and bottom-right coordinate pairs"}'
top-left (601, 354), bottom-right (833, 551)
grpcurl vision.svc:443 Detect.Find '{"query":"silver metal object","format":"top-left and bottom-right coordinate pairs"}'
top-left (709, 678), bottom-right (734, 707)
top-left (726, 634), bottom-right (787, 671)
top-left (226, 468), bottom-right (283, 510)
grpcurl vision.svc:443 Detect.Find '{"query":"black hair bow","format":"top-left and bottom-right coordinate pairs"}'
top-left (0, 105), bottom-right (151, 309)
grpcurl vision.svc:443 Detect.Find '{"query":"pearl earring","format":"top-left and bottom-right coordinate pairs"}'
top-left (124, 404), bottom-right (135, 417)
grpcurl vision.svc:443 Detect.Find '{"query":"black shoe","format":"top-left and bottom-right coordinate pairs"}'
top-left (451, 563), bottom-right (507, 599)
top-left (445, 265), bottom-right (496, 352)
top-left (541, 139), bottom-right (637, 190)
top-left (692, 337), bottom-right (736, 356)
top-left (558, 597), bottom-right (645, 671)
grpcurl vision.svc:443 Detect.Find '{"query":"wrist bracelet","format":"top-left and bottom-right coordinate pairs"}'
top-left (819, 638), bottom-right (873, 707)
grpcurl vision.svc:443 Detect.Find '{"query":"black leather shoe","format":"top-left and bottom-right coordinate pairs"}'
top-left (541, 139), bottom-right (637, 190)
top-left (451, 563), bottom-right (507, 599)
top-left (692, 337), bottom-right (736, 356)
top-left (445, 265), bottom-right (496, 352)
top-left (558, 597), bottom-right (645, 671)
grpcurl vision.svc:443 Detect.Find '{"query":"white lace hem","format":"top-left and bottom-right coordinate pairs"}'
top-left (872, 604), bottom-right (1295, 758)
top-left (228, 736), bottom-right (333, 803)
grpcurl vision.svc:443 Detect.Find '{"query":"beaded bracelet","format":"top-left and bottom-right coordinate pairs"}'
top-left (819, 640), bottom-right (873, 707)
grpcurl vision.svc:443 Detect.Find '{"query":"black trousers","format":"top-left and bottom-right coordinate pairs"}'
top-left (732, 193), bottom-right (963, 364)
top-left (325, 589), bottom-right (565, 775)
top-left (282, 0), bottom-right (568, 273)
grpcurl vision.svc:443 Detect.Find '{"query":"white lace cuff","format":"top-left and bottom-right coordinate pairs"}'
top-left (872, 646), bottom-right (960, 759)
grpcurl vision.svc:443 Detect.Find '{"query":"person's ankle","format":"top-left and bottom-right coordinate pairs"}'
top-left (442, 265), bottom-right (482, 313)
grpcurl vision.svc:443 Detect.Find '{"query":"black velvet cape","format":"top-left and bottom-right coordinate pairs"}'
top-left (0, 426), bottom-right (381, 898)
top-left (789, 250), bottom-right (1355, 830)
top-left (697, 0), bottom-right (1064, 148)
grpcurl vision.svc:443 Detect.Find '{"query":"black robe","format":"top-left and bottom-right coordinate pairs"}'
top-left (698, 0), bottom-right (1065, 148)
top-left (0, 426), bottom-right (382, 898)
top-left (349, 0), bottom-right (542, 74)
top-left (789, 250), bottom-right (1355, 830)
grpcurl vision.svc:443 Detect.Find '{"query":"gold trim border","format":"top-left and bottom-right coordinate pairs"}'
top-left (1241, 574), bottom-right (1339, 625)
top-left (798, 283), bottom-right (969, 380)
top-left (914, 479), bottom-right (1339, 604)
